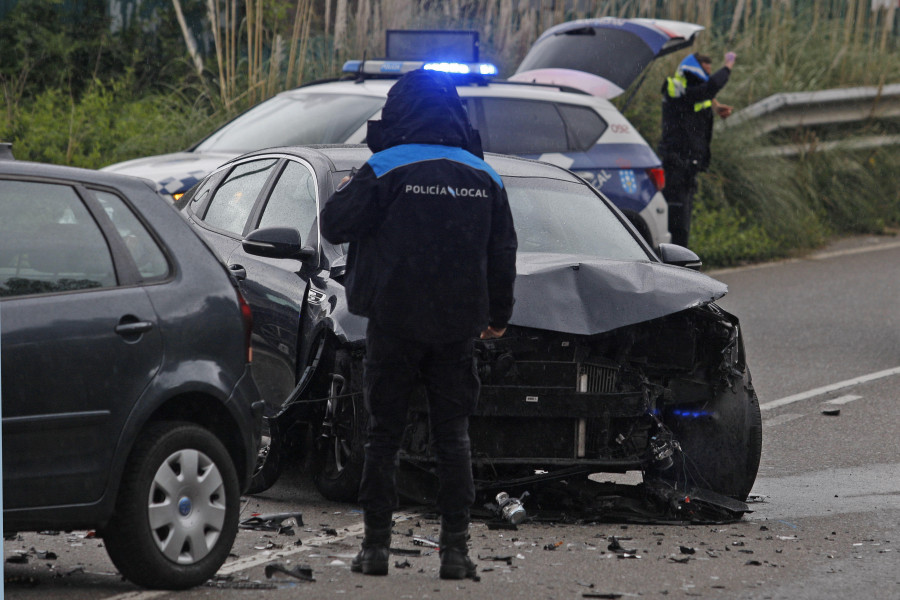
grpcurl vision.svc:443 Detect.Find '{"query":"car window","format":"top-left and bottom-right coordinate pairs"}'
top-left (194, 94), bottom-right (385, 152)
top-left (504, 176), bottom-right (649, 261)
top-left (93, 190), bottom-right (170, 281)
top-left (258, 160), bottom-right (318, 242)
top-left (558, 104), bottom-right (608, 150)
top-left (467, 98), bottom-right (569, 155)
top-left (202, 158), bottom-right (278, 235)
top-left (0, 180), bottom-right (116, 297)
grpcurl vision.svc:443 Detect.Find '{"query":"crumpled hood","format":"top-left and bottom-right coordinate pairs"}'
top-left (509, 253), bottom-right (727, 335)
top-left (101, 151), bottom-right (237, 198)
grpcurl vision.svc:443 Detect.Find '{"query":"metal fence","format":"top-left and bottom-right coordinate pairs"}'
top-left (719, 83), bottom-right (900, 156)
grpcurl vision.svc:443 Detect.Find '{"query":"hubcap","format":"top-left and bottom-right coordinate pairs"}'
top-left (147, 448), bottom-right (227, 564)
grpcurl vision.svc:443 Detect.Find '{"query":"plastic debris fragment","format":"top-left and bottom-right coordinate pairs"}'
top-left (264, 562), bottom-right (315, 582)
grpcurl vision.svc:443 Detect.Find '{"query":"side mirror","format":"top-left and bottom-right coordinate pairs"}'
top-left (243, 227), bottom-right (316, 261)
top-left (658, 243), bottom-right (702, 270)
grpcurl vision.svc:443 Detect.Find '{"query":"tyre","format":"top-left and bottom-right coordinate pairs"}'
top-left (102, 422), bottom-right (240, 589)
top-left (245, 415), bottom-right (284, 494)
top-left (651, 367), bottom-right (763, 501)
top-left (312, 351), bottom-right (366, 502)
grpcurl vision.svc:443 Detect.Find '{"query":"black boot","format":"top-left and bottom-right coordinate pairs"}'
top-left (351, 514), bottom-right (391, 576)
top-left (439, 528), bottom-right (477, 580)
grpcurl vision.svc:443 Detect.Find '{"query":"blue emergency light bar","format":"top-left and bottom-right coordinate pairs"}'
top-left (342, 30), bottom-right (497, 80)
top-left (342, 59), bottom-right (497, 78)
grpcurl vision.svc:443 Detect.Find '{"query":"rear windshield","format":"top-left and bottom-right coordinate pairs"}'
top-left (195, 93), bottom-right (384, 153)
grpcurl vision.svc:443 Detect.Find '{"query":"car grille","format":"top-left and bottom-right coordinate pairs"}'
top-left (578, 362), bottom-right (618, 394)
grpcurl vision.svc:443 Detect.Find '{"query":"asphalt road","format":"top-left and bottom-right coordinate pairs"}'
top-left (6, 234), bottom-right (900, 599)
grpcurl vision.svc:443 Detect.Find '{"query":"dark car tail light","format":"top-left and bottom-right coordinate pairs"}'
top-left (237, 290), bottom-right (254, 363)
top-left (647, 167), bottom-right (665, 191)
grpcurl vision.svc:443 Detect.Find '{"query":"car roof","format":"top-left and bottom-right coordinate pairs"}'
top-left (285, 76), bottom-right (615, 109)
top-left (0, 158), bottom-right (160, 192)
top-left (233, 144), bottom-right (586, 184)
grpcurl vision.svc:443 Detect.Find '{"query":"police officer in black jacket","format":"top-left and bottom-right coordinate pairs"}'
top-left (658, 51), bottom-right (736, 247)
top-left (320, 68), bottom-right (518, 580)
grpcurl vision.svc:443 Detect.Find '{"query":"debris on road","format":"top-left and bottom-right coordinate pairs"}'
top-left (477, 554), bottom-right (515, 565)
top-left (822, 408), bottom-right (841, 416)
top-left (390, 547), bottom-right (422, 556)
top-left (239, 512), bottom-right (304, 534)
top-left (412, 536), bottom-right (439, 548)
top-left (206, 575), bottom-right (278, 590)
top-left (5, 553), bottom-right (28, 564)
top-left (472, 477), bottom-right (749, 525)
top-left (264, 562), bottom-right (315, 582)
top-left (543, 541), bottom-right (564, 550)
top-left (494, 491), bottom-right (530, 525)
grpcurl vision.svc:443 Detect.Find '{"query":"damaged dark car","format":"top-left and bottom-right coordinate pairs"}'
top-left (176, 145), bottom-right (761, 514)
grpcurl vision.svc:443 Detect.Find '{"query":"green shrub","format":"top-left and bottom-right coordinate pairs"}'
top-left (3, 77), bottom-right (213, 169)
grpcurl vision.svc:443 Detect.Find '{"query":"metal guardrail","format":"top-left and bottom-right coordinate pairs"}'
top-left (718, 83), bottom-right (900, 156)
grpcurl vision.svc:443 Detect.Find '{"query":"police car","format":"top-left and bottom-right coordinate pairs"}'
top-left (104, 20), bottom-right (704, 248)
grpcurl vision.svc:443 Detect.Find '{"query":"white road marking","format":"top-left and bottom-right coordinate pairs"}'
top-left (824, 394), bottom-right (863, 405)
top-left (760, 366), bottom-right (900, 411)
top-left (762, 413), bottom-right (804, 428)
top-left (102, 511), bottom-right (421, 600)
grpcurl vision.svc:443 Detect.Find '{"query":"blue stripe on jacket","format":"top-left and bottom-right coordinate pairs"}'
top-left (367, 144), bottom-right (504, 188)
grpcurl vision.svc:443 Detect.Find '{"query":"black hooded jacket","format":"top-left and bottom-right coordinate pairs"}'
top-left (320, 69), bottom-right (518, 342)
top-left (657, 61), bottom-right (731, 172)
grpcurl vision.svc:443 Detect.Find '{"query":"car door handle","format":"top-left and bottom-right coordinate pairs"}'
top-left (229, 264), bottom-right (247, 281)
top-left (115, 320), bottom-right (154, 336)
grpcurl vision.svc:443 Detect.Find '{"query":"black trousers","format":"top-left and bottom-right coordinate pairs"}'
top-left (358, 322), bottom-right (480, 523)
top-left (662, 156), bottom-right (700, 248)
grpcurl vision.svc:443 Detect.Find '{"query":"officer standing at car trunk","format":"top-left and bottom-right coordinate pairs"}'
top-left (658, 51), bottom-right (736, 248)
top-left (320, 69), bottom-right (518, 580)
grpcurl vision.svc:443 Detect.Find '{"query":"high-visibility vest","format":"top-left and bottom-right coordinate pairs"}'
top-left (666, 75), bottom-right (712, 112)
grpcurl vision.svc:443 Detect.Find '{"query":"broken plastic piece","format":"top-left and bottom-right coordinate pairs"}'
top-left (240, 511), bottom-right (304, 532)
top-left (412, 536), bottom-right (439, 548)
top-left (264, 562), bottom-right (315, 582)
top-left (477, 554), bottom-right (514, 565)
top-left (389, 547), bottom-right (422, 556)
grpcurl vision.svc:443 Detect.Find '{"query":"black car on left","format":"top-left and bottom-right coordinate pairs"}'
top-left (176, 145), bottom-right (762, 509)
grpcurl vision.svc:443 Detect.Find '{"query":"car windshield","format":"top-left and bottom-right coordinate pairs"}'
top-left (195, 93), bottom-right (384, 152)
top-left (504, 176), bottom-right (650, 261)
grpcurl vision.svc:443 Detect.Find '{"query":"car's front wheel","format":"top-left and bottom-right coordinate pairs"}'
top-left (102, 422), bottom-right (240, 589)
top-left (312, 351), bottom-right (366, 502)
top-left (650, 367), bottom-right (763, 501)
